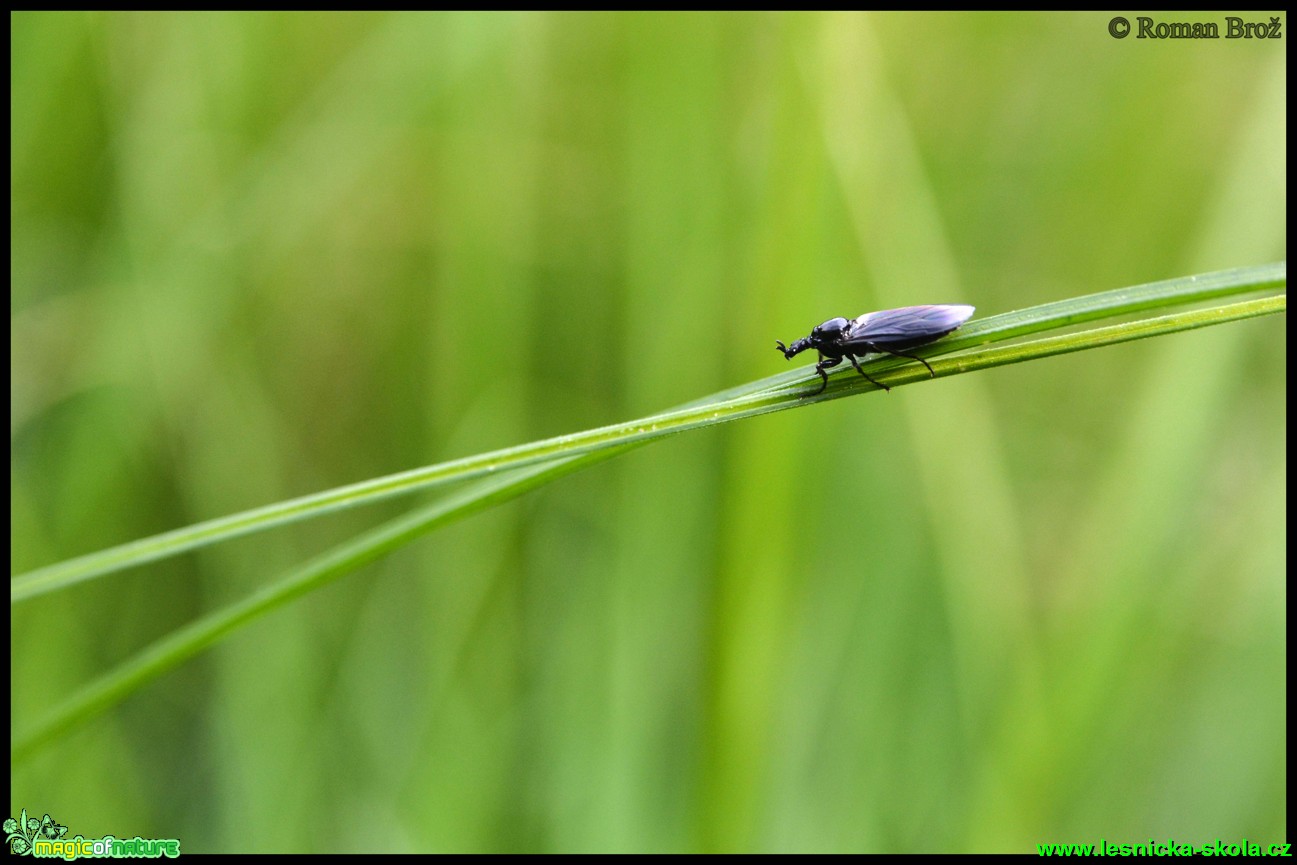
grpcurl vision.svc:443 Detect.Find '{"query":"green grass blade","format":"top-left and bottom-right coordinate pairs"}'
top-left (11, 263), bottom-right (1285, 603)
top-left (12, 372), bottom-right (789, 759)
top-left (9, 444), bottom-right (634, 762)
top-left (9, 293), bottom-right (1284, 760)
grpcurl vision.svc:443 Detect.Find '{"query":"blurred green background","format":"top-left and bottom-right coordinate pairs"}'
top-left (10, 11), bottom-right (1285, 853)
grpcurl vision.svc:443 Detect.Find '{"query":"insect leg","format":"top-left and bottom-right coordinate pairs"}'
top-left (867, 346), bottom-right (938, 378)
top-left (811, 354), bottom-right (842, 396)
top-left (846, 354), bottom-right (890, 393)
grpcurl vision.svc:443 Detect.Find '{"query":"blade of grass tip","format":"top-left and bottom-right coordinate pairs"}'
top-left (880, 260), bottom-right (1286, 363)
top-left (756, 262), bottom-right (1285, 398)
top-left (948, 294), bottom-right (1286, 374)
top-left (11, 263), bottom-right (1284, 602)
top-left (777, 263), bottom-right (1285, 397)
top-left (797, 294), bottom-right (1285, 404)
top-left (972, 261), bottom-right (1285, 341)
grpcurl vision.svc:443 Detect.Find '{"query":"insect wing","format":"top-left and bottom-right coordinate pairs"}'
top-left (846, 304), bottom-right (974, 347)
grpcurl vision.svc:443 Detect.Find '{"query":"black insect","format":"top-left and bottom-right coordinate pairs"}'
top-left (776, 304), bottom-right (975, 395)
